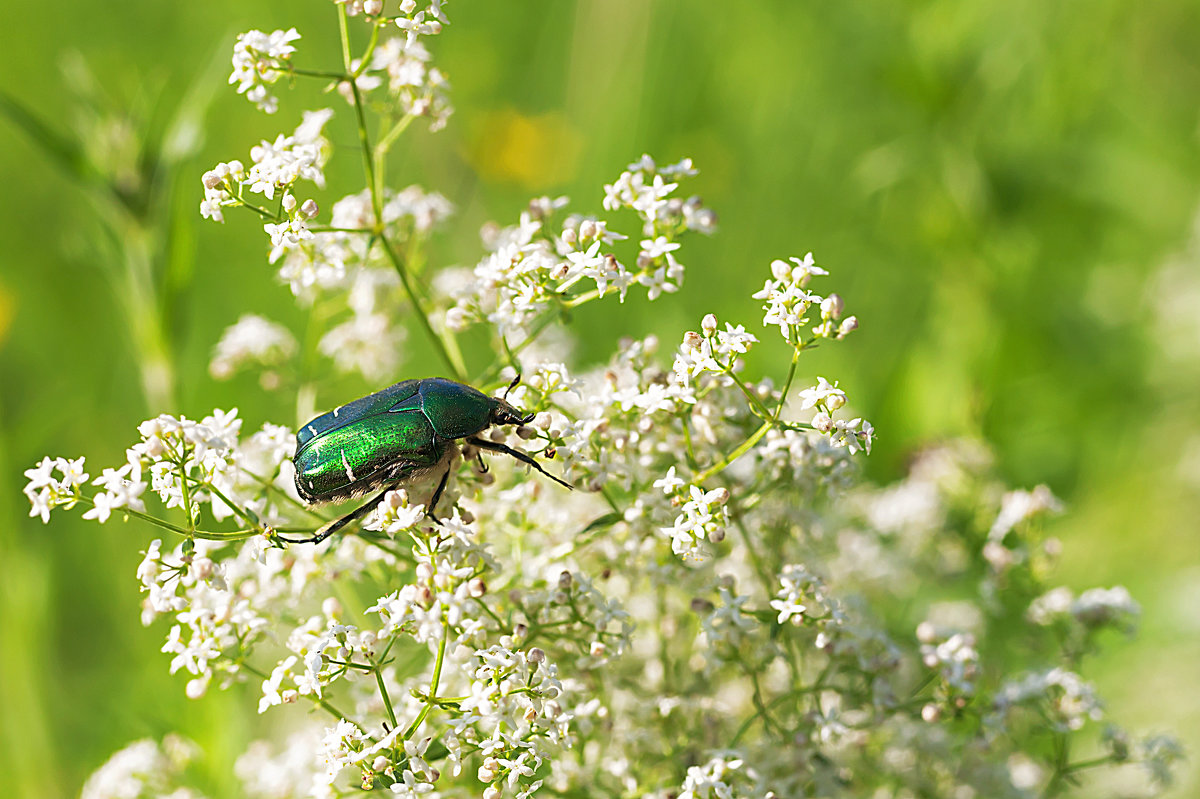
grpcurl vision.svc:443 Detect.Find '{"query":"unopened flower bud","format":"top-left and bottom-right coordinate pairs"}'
top-left (770, 259), bottom-right (791, 282)
top-left (821, 293), bottom-right (844, 319)
top-left (416, 562), bottom-right (433, 582)
top-left (826, 393), bottom-right (846, 412)
top-left (683, 331), bottom-right (703, 350)
top-left (281, 193), bottom-right (297, 213)
top-left (193, 557), bottom-right (214, 580)
top-left (707, 526), bottom-right (726, 543)
top-left (916, 621), bottom-right (937, 644)
top-left (513, 623), bottom-right (528, 640)
top-left (701, 313), bottom-right (718, 334)
top-left (372, 755), bottom-right (390, 772)
top-left (921, 704), bottom-right (941, 723)
top-left (589, 641), bottom-right (606, 657)
top-left (483, 786), bottom-right (501, 799)
top-left (557, 571), bottom-right (573, 590)
top-left (690, 598), bottom-right (714, 613)
top-left (282, 689), bottom-right (298, 704)
top-left (468, 578), bottom-right (487, 597)
top-left (528, 647), bottom-right (546, 664)
top-left (837, 316), bottom-right (858, 338)
top-left (581, 219), bottom-right (599, 239)
top-left (322, 597), bottom-right (342, 619)
top-left (364, 0), bottom-right (383, 15)
top-left (202, 171), bottom-right (223, 190)
top-left (300, 199), bottom-right (319, 219)
top-left (812, 412), bottom-right (834, 433)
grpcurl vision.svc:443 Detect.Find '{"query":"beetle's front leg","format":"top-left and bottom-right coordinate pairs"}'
top-left (465, 437), bottom-right (574, 489)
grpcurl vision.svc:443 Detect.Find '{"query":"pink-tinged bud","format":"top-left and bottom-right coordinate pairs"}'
top-left (690, 598), bottom-right (714, 613)
top-left (710, 487), bottom-right (730, 505)
top-left (812, 412), bottom-right (834, 433)
top-left (202, 171), bottom-right (223, 189)
top-left (684, 331), bottom-right (703, 350)
top-left (557, 570), bottom-right (573, 590)
top-left (516, 425), bottom-right (535, 440)
top-left (364, 0), bottom-right (383, 15)
top-left (589, 641), bottom-right (606, 657)
top-left (534, 412), bottom-right (553, 430)
top-left (282, 689), bottom-right (298, 704)
top-left (300, 199), bottom-right (319, 219)
top-left (468, 578), bottom-right (487, 597)
top-left (528, 647), bottom-right (546, 664)
top-left (837, 316), bottom-right (858, 338)
top-left (707, 526), bottom-right (725, 543)
top-left (922, 704), bottom-right (941, 723)
top-left (579, 219), bottom-right (597, 239)
top-left (821, 293), bottom-right (844, 319)
top-left (561, 227), bottom-right (578, 246)
top-left (701, 313), bottom-right (718, 334)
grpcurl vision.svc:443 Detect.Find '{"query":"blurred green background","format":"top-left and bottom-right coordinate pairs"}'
top-left (1, 1), bottom-right (1198, 796)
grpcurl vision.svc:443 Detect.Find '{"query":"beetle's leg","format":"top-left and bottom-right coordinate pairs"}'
top-left (426, 466), bottom-right (451, 524)
top-left (465, 437), bottom-right (574, 490)
top-left (283, 486), bottom-right (393, 545)
top-left (476, 452), bottom-right (489, 474)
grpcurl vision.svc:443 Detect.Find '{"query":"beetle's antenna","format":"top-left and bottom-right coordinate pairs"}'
top-left (503, 373), bottom-right (521, 400)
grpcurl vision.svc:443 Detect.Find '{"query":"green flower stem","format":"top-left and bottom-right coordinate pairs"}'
top-left (693, 420), bottom-right (772, 484)
top-left (375, 113), bottom-right (416, 159)
top-left (239, 659), bottom-right (354, 723)
top-left (375, 662), bottom-right (399, 730)
top-left (378, 234), bottom-right (466, 380)
top-left (175, 447), bottom-right (197, 535)
top-left (773, 346), bottom-right (802, 422)
top-left (404, 620), bottom-right (450, 739)
top-left (287, 67), bottom-right (349, 81)
top-left (71, 495), bottom-right (258, 541)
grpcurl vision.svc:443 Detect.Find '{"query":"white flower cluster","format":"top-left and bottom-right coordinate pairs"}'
top-left (80, 735), bottom-right (204, 799)
top-left (209, 314), bottom-right (297, 382)
top-left (229, 28), bottom-right (301, 114)
top-left (445, 158), bottom-right (716, 338)
top-left (363, 36), bottom-right (453, 131)
top-left (48, 4), bottom-right (1180, 793)
top-left (1028, 585), bottom-right (1141, 632)
top-left (200, 108), bottom-right (333, 224)
top-left (753, 253), bottom-right (857, 345)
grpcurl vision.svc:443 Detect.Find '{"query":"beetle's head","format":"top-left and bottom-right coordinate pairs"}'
top-left (491, 397), bottom-right (535, 427)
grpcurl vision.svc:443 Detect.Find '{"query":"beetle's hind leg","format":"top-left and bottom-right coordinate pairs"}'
top-left (465, 436), bottom-right (574, 490)
top-left (282, 485), bottom-right (395, 545)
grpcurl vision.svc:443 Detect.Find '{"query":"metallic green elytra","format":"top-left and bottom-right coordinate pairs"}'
top-left (289, 377), bottom-right (571, 544)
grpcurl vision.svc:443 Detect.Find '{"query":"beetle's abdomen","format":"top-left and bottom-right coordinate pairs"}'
top-left (294, 409), bottom-right (440, 503)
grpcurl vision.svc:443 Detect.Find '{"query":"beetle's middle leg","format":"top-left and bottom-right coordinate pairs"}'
top-left (284, 485), bottom-right (395, 545)
top-left (465, 437), bottom-right (573, 489)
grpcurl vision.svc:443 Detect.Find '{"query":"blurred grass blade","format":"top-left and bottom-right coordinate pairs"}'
top-left (0, 90), bottom-right (98, 185)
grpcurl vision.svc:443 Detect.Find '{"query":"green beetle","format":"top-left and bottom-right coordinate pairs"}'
top-left (288, 377), bottom-right (570, 544)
